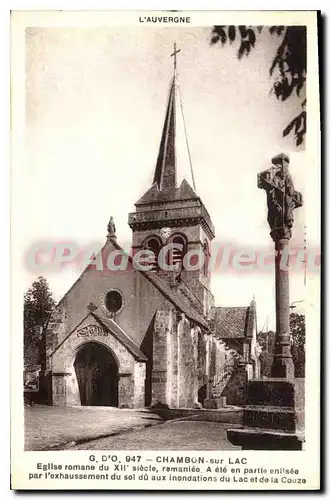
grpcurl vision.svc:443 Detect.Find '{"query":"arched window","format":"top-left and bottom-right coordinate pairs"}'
top-left (203, 240), bottom-right (210, 277)
top-left (169, 234), bottom-right (187, 270)
top-left (144, 236), bottom-right (161, 271)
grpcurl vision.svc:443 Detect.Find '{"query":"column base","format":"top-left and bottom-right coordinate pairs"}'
top-left (271, 357), bottom-right (295, 379)
top-left (227, 428), bottom-right (304, 450)
top-left (226, 378), bottom-right (305, 450)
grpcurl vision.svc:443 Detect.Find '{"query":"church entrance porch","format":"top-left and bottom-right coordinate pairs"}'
top-left (74, 342), bottom-right (118, 407)
top-left (47, 313), bottom-right (147, 408)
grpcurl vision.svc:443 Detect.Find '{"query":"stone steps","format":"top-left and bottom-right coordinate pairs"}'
top-left (211, 369), bottom-right (232, 398)
top-left (212, 362), bottom-right (246, 399)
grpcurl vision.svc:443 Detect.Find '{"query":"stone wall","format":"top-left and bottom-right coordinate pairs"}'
top-left (118, 374), bottom-right (134, 408)
top-left (177, 314), bottom-right (195, 408)
top-left (151, 308), bottom-right (175, 406)
top-left (45, 240), bottom-right (180, 358)
top-left (151, 308), bottom-right (208, 409)
top-left (133, 362), bottom-right (146, 408)
top-left (130, 220), bottom-right (213, 317)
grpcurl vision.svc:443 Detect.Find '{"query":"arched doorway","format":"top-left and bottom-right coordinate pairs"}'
top-left (74, 342), bottom-right (118, 407)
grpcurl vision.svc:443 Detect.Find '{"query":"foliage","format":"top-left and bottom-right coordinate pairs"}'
top-left (289, 312), bottom-right (305, 348)
top-left (257, 330), bottom-right (275, 353)
top-left (257, 330), bottom-right (276, 377)
top-left (210, 25), bottom-right (307, 146)
top-left (257, 313), bottom-right (305, 377)
top-left (24, 276), bottom-right (56, 365)
top-left (290, 312), bottom-right (305, 378)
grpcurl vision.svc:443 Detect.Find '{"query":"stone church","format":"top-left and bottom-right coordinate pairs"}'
top-left (41, 72), bottom-right (260, 409)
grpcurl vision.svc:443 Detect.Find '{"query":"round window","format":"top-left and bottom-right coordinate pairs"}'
top-left (105, 290), bottom-right (122, 313)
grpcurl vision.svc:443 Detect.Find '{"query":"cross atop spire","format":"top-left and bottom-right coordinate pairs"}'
top-left (171, 42), bottom-right (181, 73)
top-left (152, 44), bottom-right (181, 191)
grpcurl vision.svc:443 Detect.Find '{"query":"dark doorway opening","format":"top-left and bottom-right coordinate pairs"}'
top-left (74, 342), bottom-right (118, 406)
top-left (198, 384), bottom-right (206, 405)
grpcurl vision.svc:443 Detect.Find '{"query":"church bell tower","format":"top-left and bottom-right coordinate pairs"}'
top-left (128, 46), bottom-right (215, 312)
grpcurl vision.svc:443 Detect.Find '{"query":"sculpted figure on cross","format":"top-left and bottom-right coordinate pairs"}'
top-left (258, 153), bottom-right (302, 240)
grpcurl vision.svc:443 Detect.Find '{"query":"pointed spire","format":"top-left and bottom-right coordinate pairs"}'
top-left (153, 76), bottom-right (176, 191)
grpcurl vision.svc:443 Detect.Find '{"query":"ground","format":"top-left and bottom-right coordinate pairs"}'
top-left (25, 406), bottom-right (162, 451)
top-left (25, 406), bottom-right (241, 451)
top-left (71, 420), bottom-right (241, 451)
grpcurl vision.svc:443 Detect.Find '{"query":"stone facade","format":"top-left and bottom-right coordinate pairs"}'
top-left (41, 70), bottom-right (260, 409)
top-left (45, 313), bottom-right (146, 408)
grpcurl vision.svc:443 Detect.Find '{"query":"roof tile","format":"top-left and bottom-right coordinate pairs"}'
top-left (213, 305), bottom-right (254, 339)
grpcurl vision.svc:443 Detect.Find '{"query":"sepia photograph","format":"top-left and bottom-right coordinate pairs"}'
top-left (11, 10), bottom-right (320, 490)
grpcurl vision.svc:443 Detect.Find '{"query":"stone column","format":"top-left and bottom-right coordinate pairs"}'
top-left (273, 237), bottom-right (293, 378)
top-left (258, 153), bottom-right (303, 379)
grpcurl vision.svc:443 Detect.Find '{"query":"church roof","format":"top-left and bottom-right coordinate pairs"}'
top-left (108, 239), bottom-right (208, 329)
top-left (213, 301), bottom-right (256, 339)
top-left (153, 75), bottom-right (176, 191)
top-left (91, 313), bottom-right (148, 362)
top-left (134, 75), bottom-right (201, 207)
top-left (135, 178), bottom-right (199, 206)
top-left (141, 270), bottom-right (208, 329)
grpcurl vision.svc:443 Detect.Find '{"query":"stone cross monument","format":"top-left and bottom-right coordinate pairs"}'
top-left (258, 153), bottom-right (303, 378)
top-left (226, 154), bottom-right (304, 450)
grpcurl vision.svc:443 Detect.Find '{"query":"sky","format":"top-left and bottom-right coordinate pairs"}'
top-left (24, 25), bottom-right (313, 330)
